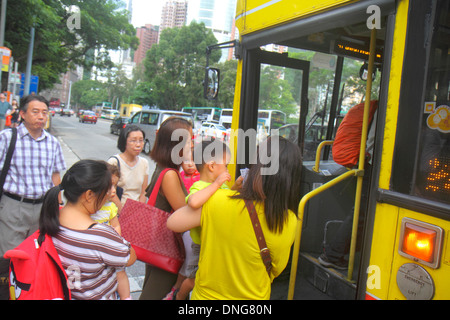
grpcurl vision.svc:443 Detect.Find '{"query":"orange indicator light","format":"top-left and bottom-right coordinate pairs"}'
top-left (402, 223), bottom-right (436, 263)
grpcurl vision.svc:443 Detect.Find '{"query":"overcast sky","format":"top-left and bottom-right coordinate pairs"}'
top-left (130, 0), bottom-right (165, 27)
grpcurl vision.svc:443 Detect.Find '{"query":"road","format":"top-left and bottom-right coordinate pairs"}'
top-left (50, 114), bottom-right (149, 299)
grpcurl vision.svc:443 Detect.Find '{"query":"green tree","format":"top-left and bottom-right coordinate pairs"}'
top-left (71, 79), bottom-right (108, 108)
top-left (142, 21), bottom-right (220, 109)
top-left (4, 0), bottom-right (138, 91)
top-left (259, 65), bottom-right (297, 118)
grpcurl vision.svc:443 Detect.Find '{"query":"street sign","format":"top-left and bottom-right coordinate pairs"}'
top-left (19, 73), bottom-right (39, 97)
top-left (0, 47), bottom-right (11, 72)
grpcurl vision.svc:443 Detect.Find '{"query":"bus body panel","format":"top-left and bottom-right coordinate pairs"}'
top-left (378, 0), bottom-right (409, 190)
top-left (235, 0), bottom-right (355, 36)
top-left (366, 203), bottom-right (399, 300)
top-left (228, 59), bottom-right (243, 184)
top-left (369, 206), bottom-right (450, 300)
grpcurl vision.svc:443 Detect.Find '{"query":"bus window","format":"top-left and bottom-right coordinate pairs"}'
top-left (414, 4), bottom-right (449, 204)
top-left (181, 107), bottom-right (221, 123)
top-left (257, 63), bottom-right (294, 140)
top-left (220, 109), bottom-right (233, 129)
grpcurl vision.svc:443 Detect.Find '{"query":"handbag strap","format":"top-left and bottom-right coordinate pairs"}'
top-left (244, 199), bottom-right (272, 276)
top-left (148, 168), bottom-right (181, 206)
top-left (0, 127), bottom-right (17, 198)
top-left (109, 156), bottom-right (121, 174)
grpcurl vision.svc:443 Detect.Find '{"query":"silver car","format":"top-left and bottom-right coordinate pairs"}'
top-left (128, 109), bottom-right (193, 154)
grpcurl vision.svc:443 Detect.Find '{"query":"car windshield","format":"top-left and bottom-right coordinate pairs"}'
top-left (215, 125), bottom-right (226, 130)
top-left (84, 111), bottom-right (95, 115)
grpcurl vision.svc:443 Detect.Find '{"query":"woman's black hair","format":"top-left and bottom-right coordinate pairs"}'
top-left (233, 136), bottom-right (302, 233)
top-left (150, 117), bottom-right (192, 170)
top-left (38, 160), bottom-right (112, 244)
top-left (117, 125), bottom-right (146, 152)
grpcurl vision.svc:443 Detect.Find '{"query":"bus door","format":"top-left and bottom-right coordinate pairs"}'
top-left (237, 49), bottom-right (310, 175)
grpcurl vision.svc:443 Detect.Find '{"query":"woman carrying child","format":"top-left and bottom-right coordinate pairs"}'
top-left (168, 136), bottom-right (302, 299)
top-left (139, 117), bottom-right (193, 300)
top-left (39, 160), bottom-right (136, 300)
top-left (173, 139), bottom-right (242, 300)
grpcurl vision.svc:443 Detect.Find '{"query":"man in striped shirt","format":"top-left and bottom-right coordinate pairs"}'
top-left (0, 95), bottom-right (66, 299)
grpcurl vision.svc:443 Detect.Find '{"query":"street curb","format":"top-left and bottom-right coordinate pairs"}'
top-left (58, 136), bottom-right (81, 175)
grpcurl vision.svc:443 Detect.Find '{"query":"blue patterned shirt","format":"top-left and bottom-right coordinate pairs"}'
top-left (0, 123), bottom-right (66, 199)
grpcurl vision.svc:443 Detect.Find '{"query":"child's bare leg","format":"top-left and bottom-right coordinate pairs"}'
top-left (176, 278), bottom-right (195, 300)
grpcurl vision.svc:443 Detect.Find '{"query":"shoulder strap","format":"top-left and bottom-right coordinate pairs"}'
top-left (147, 168), bottom-right (181, 206)
top-left (0, 127), bottom-right (17, 198)
top-left (109, 156), bottom-right (121, 173)
top-left (244, 199), bottom-right (272, 276)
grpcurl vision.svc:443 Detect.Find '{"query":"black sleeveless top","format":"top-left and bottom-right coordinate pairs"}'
top-left (145, 165), bottom-right (187, 212)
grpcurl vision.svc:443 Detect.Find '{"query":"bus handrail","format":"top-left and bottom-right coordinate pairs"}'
top-left (312, 140), bottom-right (334, 173)
top-left (287, 169), bottom-right (361, 300)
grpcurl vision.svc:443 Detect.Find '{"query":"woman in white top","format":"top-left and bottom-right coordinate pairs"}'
top-left (108, 125), bottom-right (149, 208)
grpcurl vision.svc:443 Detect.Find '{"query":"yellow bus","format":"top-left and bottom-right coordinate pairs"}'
top-left (206, 0), bottom-right (450, 300)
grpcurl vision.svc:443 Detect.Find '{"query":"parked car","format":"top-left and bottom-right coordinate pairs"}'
top-left (200, 122), bottom-right (229, 141)
top-left (79, 111), bottom-right (98, 124)
top-left (60, 109), bottom-right (74, 116)
top-left (110, 116), bottom-right (130, 135)
top-left (128, 109), bottom-right (193, 154)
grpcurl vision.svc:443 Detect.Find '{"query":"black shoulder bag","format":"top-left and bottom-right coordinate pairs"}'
top-left (0, 127), bottom-right (17, 200)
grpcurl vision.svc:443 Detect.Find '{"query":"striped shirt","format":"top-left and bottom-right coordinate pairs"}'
top-left (0, 123), bottom-right (66, 199)
top-left (53, 224), bottom-right (131, 300)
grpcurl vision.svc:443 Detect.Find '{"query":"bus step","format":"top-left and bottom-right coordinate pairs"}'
top-left (298, 253), bottom-right (357, 300)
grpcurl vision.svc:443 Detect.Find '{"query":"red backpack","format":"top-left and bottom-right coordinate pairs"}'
top-left (3, 230), bottom-right (71, 300)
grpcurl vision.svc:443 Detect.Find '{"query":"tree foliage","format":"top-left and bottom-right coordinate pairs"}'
top-left (141, 21), bottom-right (220, 110)
top-left (3, 0), bottom-right (138, 91)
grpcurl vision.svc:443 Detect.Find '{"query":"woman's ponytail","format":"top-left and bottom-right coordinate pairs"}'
top-left (38, 185), bottom-right (63, 245)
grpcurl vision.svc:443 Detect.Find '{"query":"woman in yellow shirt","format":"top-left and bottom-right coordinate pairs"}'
top-left (168, 137), bottom-right (302, 299)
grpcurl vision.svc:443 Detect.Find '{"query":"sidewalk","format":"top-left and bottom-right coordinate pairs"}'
top-left (58, 136), bottom-right (80, 174)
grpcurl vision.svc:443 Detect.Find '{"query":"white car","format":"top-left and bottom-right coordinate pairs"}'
top-left (200, 122), bottom-right (229, 140)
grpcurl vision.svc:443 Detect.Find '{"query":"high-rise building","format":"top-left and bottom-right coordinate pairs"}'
top-left (159, 0), bottom-right (188, 42)
top-left (134, 24), bottom-right (159, 66)
top-left (187, 0), bottom-right (237, 61)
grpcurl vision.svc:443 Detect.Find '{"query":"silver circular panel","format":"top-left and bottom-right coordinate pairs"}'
top-left (397, 263), bottom-right (434, 300)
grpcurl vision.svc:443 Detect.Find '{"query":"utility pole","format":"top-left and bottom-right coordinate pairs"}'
top-left (24, 25), bottom-right (35, 96)
top-left (67, 81), bottom-right (72, 109)
top-left (0, 0), bottom-right (7, 91)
